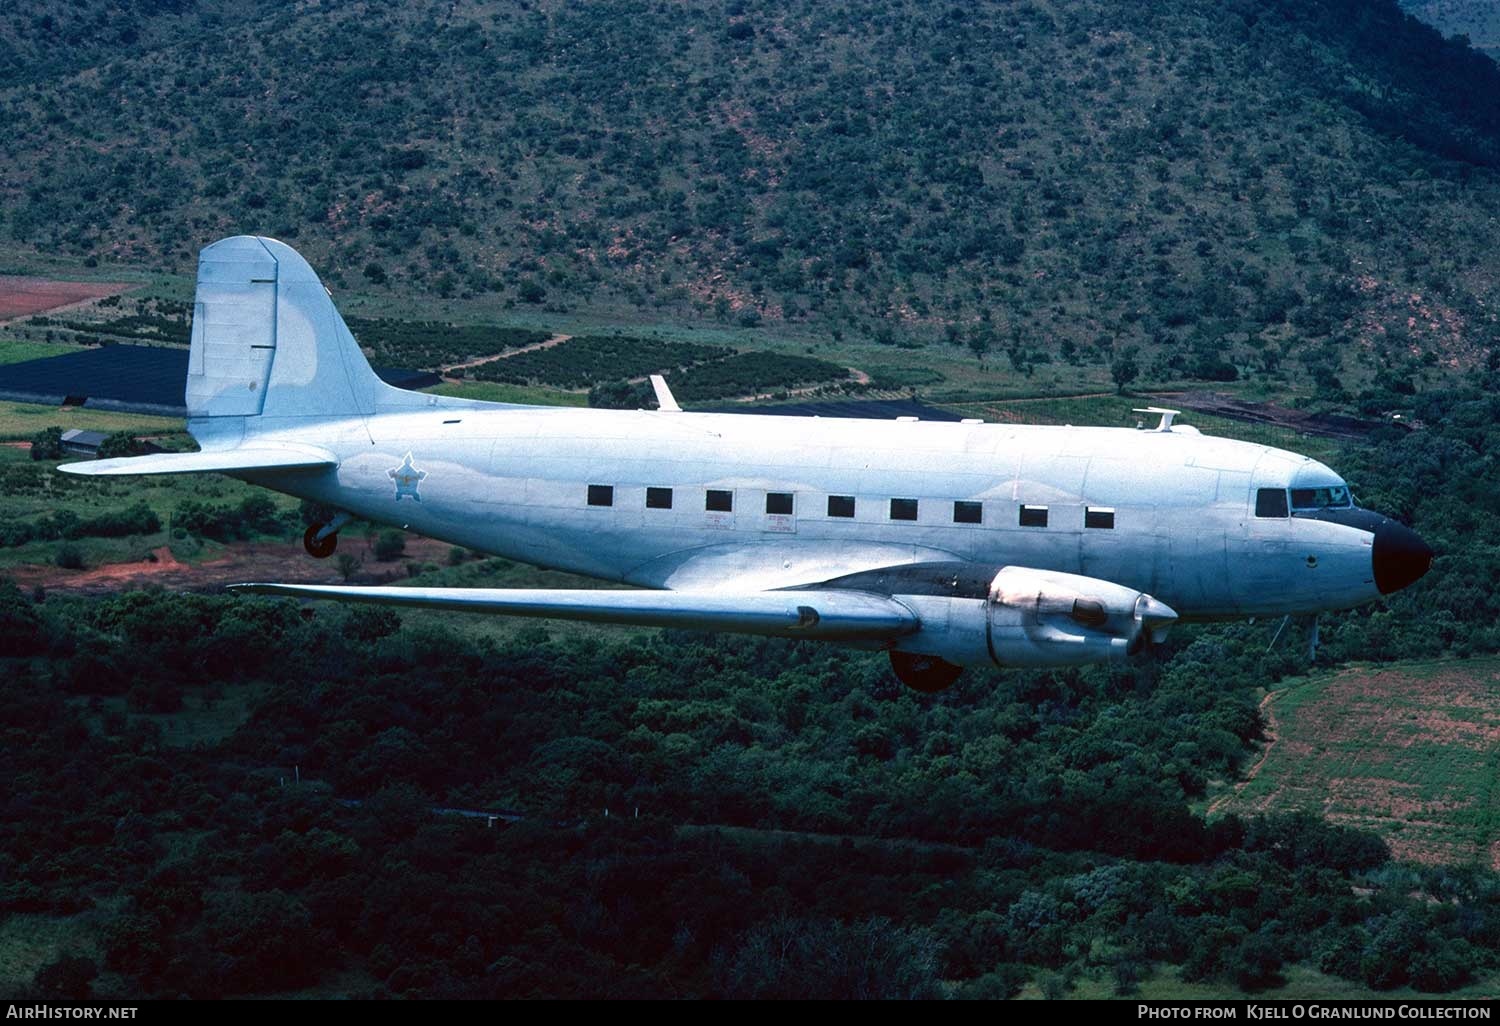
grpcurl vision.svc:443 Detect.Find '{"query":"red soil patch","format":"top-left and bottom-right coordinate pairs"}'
top-left (0, 277), bottom-right (133, 321)
top-left (11, 536), bottom-right (461, 598)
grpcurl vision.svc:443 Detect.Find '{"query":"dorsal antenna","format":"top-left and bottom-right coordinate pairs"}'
top-left (1132, 406), bottom-right (1181, 432)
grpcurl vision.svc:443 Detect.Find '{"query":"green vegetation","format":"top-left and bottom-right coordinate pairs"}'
top-left (2, 0), bottom-right (1497, 407)
top-left (0, 443), bottom-right (300, 570)
top-left (0, 339), bottom-right (83, 366)
top-left (373, 529), bottom-right (407, 562)
top-left (172, 495), bottom-right (288, 542)
top-left (1402, 1), bottom-right (1500, 61)
top-left (5, 0), bottom-right (1500, 1000)
top-left (1, 578), bottom-right (1498, 1000)
top-left (467, 335), bottom-right (850, 401)
top-left (30, 298), bottom-right (191, 347)
top-left (0, 374), bottom-right (1495, 998)
top-left (1214, 659), bottom-right (1500, 866)
top-left (665, 351), bottom-right (851, 401)
top-left (0, 403), bottom-right (181, 442)
top-left (468, 335), bottom-right (731, 389)
top-left (0, 501), bottom-right (158, 548)
top-left (427, 379), bottom-right (588, 408)
top-left (343, 317), bottom-right (550, 370)
top-left (8, 300), bottom-right (558, 371)
top-left (867, 365), bottom-right (946, 390)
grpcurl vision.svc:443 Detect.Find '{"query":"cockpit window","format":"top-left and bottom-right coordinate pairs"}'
top-left (1290, 486), bottom-right (1352, 511)
top-left (1255, 488), bottom-right (1288, 518)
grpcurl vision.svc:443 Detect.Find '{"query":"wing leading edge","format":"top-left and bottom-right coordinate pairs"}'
top-left (229, 583), bottom-right (919, 641)
top-left (58, 446), bottom-right (337, 477)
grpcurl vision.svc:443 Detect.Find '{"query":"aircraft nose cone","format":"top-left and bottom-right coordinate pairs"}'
top-left (1373, 520), bottom-right (1433, 595)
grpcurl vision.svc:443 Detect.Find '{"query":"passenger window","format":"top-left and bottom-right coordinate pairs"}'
top-left (827, 495), bottom-right (855, 518)
top-left (1255, 488), bottom-right (1289, 518)
top-left (766, 492), bottom-right (794, 516)
top-left (587, 485), bottom-right (614, 507)
top-left (890, 498), bottom-right (918, 522)
top-left (646, 487), bottom-right (673, 510)
top-left (706, 489), bottom-right (733, 512)
top-left (953, 501), bottom-right (982, 524)
top-left (1019, 504), bottom-right (1048, 528)
top-left (1085, 506), bottom-right (1115, 529)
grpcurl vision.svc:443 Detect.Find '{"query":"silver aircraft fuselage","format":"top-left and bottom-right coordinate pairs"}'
top-left (239, 404), bottom-right (1421, 622)
top-left (64, 236), bottom-right (1432, 687)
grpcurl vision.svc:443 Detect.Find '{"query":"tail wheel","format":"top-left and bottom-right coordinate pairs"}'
top-left (303, 523), bottom-right (338, 559)
top-left (889, 651), bottom-right (963, 693)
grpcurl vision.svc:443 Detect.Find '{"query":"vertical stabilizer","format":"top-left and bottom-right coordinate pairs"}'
top-left (187, 236), bottom-right (389, 422)
top-left (188, 237), bottom-right (278, 417)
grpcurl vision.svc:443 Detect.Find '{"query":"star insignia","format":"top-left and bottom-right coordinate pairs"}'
top-left (387, 452), bottom-right (427, 502)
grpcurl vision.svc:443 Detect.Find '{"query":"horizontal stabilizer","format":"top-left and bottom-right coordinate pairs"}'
top-left (229, 583), bottom-right (919, 641)
top-left (58, 446), bottom-right (337, 477)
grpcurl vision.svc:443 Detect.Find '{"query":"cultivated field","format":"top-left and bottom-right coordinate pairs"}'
top-left (0, 340), bottom-right (84, 366)
top-left (0, 277), bottom-right (132, 321)
top-left (1211, 658), bottom-right (1500, 867)
top-left (0, 401), bottom-right (181, 441)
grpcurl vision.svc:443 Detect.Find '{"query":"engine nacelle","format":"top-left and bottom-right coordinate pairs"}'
top-left (985, 565), bottom-right (1178, 667)
top-left (887, 566), bottom-right (1178, 690)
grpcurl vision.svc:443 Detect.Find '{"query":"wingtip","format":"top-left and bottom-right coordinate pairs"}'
top-left (227, 582), bottom-right (287, 596)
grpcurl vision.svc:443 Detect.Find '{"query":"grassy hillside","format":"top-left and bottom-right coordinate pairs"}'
top-left (2, 0), bottom-right (1499, 407)
top-left (1402, 0), bottom-right (1500, 60)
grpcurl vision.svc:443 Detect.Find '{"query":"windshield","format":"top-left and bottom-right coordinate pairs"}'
top-left (1290, 485), bottom-right (1352, 510)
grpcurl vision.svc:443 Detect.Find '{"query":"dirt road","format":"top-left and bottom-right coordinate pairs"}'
top-left (441, 333), bottom-right (572, 379)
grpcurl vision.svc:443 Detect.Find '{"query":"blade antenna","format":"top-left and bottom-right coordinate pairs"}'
top-left (649, 375), bottom-right (681, 413)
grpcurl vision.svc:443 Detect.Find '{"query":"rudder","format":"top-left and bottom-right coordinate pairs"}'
top-left (188, 237), bottom-right (278, 417)
top-left (187, 236), bottom-right (386, 422)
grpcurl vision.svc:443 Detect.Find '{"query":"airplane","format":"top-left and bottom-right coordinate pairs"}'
top-left (60, 236), bottom-right (1433, 691)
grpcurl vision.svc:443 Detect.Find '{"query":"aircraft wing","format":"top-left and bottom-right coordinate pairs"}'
top-left (58, 445), bottom-right (337, 477)
top-left (228, 583), bottom-right (919, 641)
top-left (627, 540), bottom-right (970, 592)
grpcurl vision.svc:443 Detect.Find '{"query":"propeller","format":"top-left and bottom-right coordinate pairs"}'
top-left (1127, 593), bottom-right (1179, 655)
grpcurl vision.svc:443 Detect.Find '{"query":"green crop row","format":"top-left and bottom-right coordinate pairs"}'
top-left (468, 334), bottom-right (731, 389)
top-left (345, 317), bottom-right (551, 369)
top-left (665, 351), bottom-right (851, 401)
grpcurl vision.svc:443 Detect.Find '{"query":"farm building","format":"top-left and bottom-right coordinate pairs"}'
top-left (59, 429), bottom-right (110, 456)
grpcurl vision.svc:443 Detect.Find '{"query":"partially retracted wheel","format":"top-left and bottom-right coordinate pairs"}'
top-left (303, 523), bottom-right (338, 559)
top-left (888, 650), bottom-right (964, 693)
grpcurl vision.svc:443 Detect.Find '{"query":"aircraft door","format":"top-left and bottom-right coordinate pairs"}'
top-left (1235, 464), bottom-right (1295, 614)
top-left (1157, 507), bottom-right (1229, 613)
